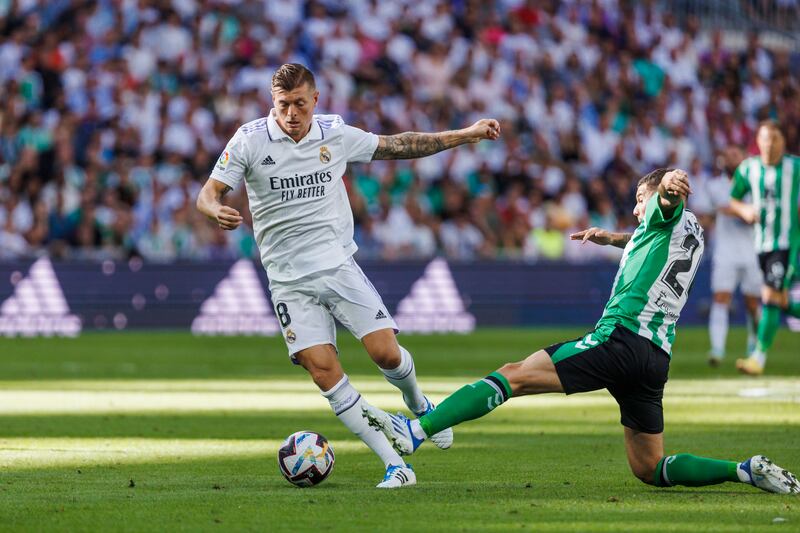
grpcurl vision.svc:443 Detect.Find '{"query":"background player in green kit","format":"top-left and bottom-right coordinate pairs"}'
top-left (729, 121), bottom-right (800, 376)
top-left (364, 168), bottom-right (799, 494)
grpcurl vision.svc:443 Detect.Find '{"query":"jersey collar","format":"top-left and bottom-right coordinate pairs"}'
top-left (267, 109), bottom-right (324, 144)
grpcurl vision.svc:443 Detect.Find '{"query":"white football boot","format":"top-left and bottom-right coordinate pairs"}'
top-left (376, 463), bottom-right (416, 489)
top-left (413, 397), bottom-right (453, 450)
top-left (362, 405), bottom-right (422, 455)
top-left (740, 455), bottom-right (800, 494)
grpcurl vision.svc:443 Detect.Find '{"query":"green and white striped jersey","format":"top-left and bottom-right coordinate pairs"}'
top-left (731, 155), bottom-right (800, 254)
top-left (596, 194), bottom-right (705, 355)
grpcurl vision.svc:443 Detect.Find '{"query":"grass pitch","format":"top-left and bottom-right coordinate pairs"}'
top-left (0, 327), bottom-right (798, 532)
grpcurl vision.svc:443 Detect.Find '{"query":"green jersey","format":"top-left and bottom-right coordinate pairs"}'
top-left (596, 194), bottom-right (705, 355)
top-left (730, 155), bottom-right (800, 254)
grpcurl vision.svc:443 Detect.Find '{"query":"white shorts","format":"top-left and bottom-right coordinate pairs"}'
top-left (711, 255), bottom-right (762, 296)
top-left (268, 257), bottom-right (398, 361)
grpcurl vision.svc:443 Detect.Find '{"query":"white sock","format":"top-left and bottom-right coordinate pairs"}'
top-left (409, 419), bottom-right (427, 440)
top-left (745, 313), bottom-right (757, 354)
top-left (380, 346), bottom-right (427, 414)
top-left (736, 462), bottom-right (753, 484)
top-left (709, 302), bottom-right (728, 357)
top-left (321, 375), bottom-right (404, 468)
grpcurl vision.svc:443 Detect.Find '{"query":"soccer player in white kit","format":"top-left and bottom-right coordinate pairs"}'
top-left (705, 146), bottom-right (762, 366)
top-left (196, 64), bottom-right (501, 488)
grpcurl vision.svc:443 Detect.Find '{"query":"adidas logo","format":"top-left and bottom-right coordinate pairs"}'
top-left (191, 259), bottom-right (280, 336)
top-left (261, 155), bottom-right (276, 165)
top-left (394, 258), bottom-right (475, 333)
top-left (0, 257), bottom-right (81, 337)
top-left (375, 309), bottom-right (387, 320)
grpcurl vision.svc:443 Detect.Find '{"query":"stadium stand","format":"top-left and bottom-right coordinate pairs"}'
top-left (0, 0), bottom-right (798, 262)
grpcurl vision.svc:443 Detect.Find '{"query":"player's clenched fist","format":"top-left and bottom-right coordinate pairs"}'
top-left (466, 119), bottom-right (501, 142)
top-left (215, 205), bottom-right (243, 230)
top-left (660, 169), bottom-right (692, 199)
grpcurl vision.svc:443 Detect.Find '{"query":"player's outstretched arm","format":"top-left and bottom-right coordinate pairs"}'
top-left (570, 227), bottom-right (631, 248)
top-left (372, 119), bottom-right (500, 160)
top-left (196, 178), bottom-right (243, 231)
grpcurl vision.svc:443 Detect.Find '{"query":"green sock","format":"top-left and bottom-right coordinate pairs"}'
top-left (756, 304), bottom-right (782, 353)
top-left (419, 372), bottom-right (511, 437)
top-left (786, 299), bottom-right (800, 319)
top-left (653, 454), bottom-right (740, 487)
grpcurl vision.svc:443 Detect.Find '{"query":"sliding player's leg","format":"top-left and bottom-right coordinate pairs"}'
top-left (363, 342), bottom-right (566, 455)
top-left (364, 326), bottom-right (628, 455)
top-left (629, 429), bottom-right (745, 487)
top-left (395, 327), bottom-right (630, 449)
top-left (421, 348), bottom-right (563, 436)
top-left (625, 428), bottom-right (666, 484)
top-left (618, 383), bottom-right (799, 493)
top-left (626, 428), bottom-right (741, 487)
top-left (637, 430), bottom-right (799, 493)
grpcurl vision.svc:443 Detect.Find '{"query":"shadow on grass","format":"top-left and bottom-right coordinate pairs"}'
top-left (0, 411), bottom-right (796, 441)
top-left (0, 443), bottom-right (793, 533)
top-left (0, 328), bottom-right (797, 381)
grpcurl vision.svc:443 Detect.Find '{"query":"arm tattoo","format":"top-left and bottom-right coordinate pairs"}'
top-left (373, 132), bottom-right (463, 160)
top-left (613, 233), bottom-right (632, 248)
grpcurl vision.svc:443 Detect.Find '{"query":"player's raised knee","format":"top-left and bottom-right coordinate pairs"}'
top-left (295, 347), bottom-right (343, 390)
top-left (362, 330), bottom-right (402, 369)
top-left (306, 367), bottom-right (334, 388)
top-left (366, 345), bottom-right (401, 369)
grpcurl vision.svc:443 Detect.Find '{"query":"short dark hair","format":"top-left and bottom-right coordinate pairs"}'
top-left (757, 119), bottom-right (783, 134)
top-left (271, 63), bottom-right (316, 92)
top-left (637, 168), bottom-right (674, 191)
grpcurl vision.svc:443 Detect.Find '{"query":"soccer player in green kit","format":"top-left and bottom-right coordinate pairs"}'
top-left (364, 168), bottom-right (799, 494)
top-left (729, 121), bottom-right (800, 376)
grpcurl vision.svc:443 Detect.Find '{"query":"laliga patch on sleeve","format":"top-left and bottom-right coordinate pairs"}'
top-left (216, 150), bottom-right (230, 171)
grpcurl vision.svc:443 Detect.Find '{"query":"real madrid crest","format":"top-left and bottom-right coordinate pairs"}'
top-left (319, 146), bottom-right (331, 164)
top-left (285, 328), bottom-right (296, 344)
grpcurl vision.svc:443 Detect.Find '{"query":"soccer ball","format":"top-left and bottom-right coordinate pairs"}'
top-left (277, 431), bottom-right (335, 487)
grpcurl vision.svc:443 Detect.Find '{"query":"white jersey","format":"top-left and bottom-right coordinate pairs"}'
top-left (705, 174), bottom-right (756, 265)
top-left (211, 110), bottom-right (379, 282)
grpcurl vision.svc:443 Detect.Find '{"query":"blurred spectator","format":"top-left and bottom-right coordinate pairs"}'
top-left (0, 0), bottom-right (798, 264)
top-left (440, 208), bottom-right (487, 260)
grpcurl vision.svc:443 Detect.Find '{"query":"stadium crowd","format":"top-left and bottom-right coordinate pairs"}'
top-left (0, 0), bottom-right (798, 262)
